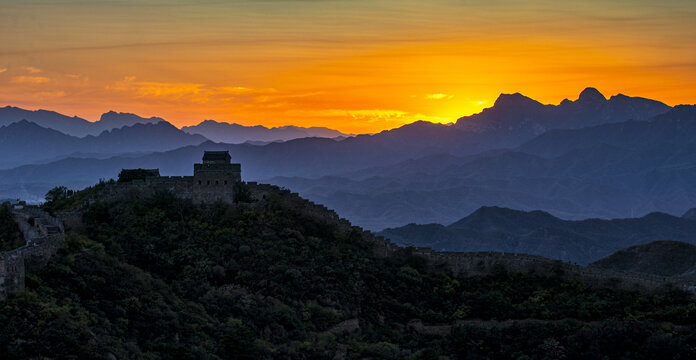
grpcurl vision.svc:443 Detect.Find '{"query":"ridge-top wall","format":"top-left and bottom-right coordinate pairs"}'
top-left (0, 208), bottom-right (65, 300)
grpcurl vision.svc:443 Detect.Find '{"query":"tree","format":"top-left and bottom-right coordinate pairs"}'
top-left (45, 186), bottom-right (69, 203)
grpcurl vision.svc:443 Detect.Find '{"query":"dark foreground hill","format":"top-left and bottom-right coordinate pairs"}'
top-left (590, 241), bottom-right (696, 280)
top-left (1, 185), bottom-right (696, 358)
top-left (378, 206), bottom-right (696, 264)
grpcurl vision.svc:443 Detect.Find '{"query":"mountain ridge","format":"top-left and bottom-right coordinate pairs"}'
top-left (0, 121), bottom-right (207, 169)
top-left (590, 240), bottom-right (696, 279)
top-left (181, 119), bottom-right (351, 144)
top-left (454, 88), bottom-right (671, 146)
top-left (377, 205), bottom-right (696, 264)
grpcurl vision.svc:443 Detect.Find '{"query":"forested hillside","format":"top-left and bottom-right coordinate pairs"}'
top-left (1, 188), bottom-right (695, 359)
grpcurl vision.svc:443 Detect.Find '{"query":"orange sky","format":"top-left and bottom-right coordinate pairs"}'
top-left (1, 0), bottom-right (695, 134)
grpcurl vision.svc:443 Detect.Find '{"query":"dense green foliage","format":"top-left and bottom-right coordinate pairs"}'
top-left (0, 202), bottom-right (24, 251)
top-left (43, 179), bottom-right (114, 213)
top-left (2, 189), bottom-right (696, 359)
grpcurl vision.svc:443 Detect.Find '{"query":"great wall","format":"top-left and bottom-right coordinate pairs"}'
top-left (0, 207), bottom-right (65, 300)
top-left (1, 150), bottom-right (694, 301)
top-left (239, 182), bottom-right (696, 294)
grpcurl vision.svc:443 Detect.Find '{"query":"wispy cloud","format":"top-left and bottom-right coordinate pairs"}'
top-left (425, 93), bottom-right (454, 100)
top-left (109, 76), bottom-right (205, 100)
top-left (65, 73), bottom-right (90, 85)
top-left (254, 90), bottom-right (325, 104)
top-left (108, 76), bottom-right (324, 107)
top-left (285, 108), bottom-right (451, 126)
top-left (36, 90), bottom-right (66, 98)
top-left (0, 68), bottom-right (7, 73)
top-left (11, 76), bottom-right (50, 84)
top-left (22, 66), bottom-right (42, 74)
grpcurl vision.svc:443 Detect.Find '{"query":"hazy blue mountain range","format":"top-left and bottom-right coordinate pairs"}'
top-left (590, 240), bottom-right (696, 280)
top-left (0, 107), bottom-right (165, 137)
top-left (0, 120), bottom-right (207, 169)
top-left (377, 206), bottom-right (696, 264)
top-left (267, 104), bottom-right (696, 229)
top-left (182, 119), bottom-right (351, 144)
top-left (518, 104), bottom-right (696, 157)
top-left (0, 88), bottom-right (690, 228)
top-left (0, 106), bottom-right (350, 143)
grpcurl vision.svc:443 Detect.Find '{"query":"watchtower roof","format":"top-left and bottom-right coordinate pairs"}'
top-left (202, 151), bottom-right (231, 162)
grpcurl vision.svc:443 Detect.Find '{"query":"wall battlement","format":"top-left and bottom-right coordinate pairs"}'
top-left (245, 184), bottom-right (695, 293)
top-left (115, 151), bottom-right (241, 203)
top-left (0, 208), bottom-right (65, 300)
top-left (370, 235), bottom-right (696, 293)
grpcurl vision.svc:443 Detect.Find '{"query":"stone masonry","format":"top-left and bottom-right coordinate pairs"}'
top-left (111, 150), bottom-right (242, 203)
top-left (0, 207), bottom-right (65, 300)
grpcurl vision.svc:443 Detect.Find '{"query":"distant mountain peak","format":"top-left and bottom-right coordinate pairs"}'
top-left (99, 110), bottom-right (164, 123)
top-left (4, 119), bottom-right (57, 131)
top-left (577, 87), bottom-right (606, 103)
top-left (182, 119), bottom-right (349, 144)
top-left (468, 205), bottom-right (556, 219)
top-left (400, 120), bottom-right (441, 129)
top-left (493, 92), bottom-right (543, 108)
top-left (448, 206), bottom-right (560, 230)
top-left (683, 208), bottom-right (696, 221)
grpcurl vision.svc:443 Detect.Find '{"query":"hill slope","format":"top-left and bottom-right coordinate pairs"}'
top-left (2, 185), bottom-right (695, 358)
top-left (590, 241), bottom-right (696, 279)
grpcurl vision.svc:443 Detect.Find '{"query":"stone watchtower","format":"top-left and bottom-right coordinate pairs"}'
top-left (193, 151), bottom-right (241, 200)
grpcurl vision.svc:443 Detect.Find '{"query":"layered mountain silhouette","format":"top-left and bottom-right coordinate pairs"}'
top-left (0, 120), bottom-right (206, 169)
top-left (0, 107), bottom-right (165, 137)
top-left (0, 88), bottom-right (691, 229)
top-left (519, 105), bottom-right (696, 156)
top-left (268, 104), bottom-right (696, 229)
top-left (182, 120), bottom-right (350, 144)
top-left (590, 240), bottom-right (696, 280)
top-left (377, 206), bottom-right (696, 264)
top-left (454, 87), bottom-right (670, 149)
top-left (0, 106), bottom-right (350, 143)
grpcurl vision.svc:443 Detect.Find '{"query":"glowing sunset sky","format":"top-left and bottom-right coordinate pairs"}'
top-left (1, 0), bottom-right (695, 133)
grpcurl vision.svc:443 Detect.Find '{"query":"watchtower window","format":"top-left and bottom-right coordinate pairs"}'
top-left (215, 180), bottom-right (219, 185)
top-left (207, 180), bottom-right (210, 185)
top-left (224, 180), bottom-right (228, 185)
top-left (198, 180), bottom-right (201, 185)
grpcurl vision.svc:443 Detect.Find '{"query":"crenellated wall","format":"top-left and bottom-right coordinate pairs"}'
top-left (369, 235), bottom-right (696, 293)
top-left (94, 176), bottom-right (238, 204)
top-left (0, 208), bottom-right (65, 300)
top-left (36, 179), bottom-right (696, 298)
top-left (241, 184), bottom-right (695, 293)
